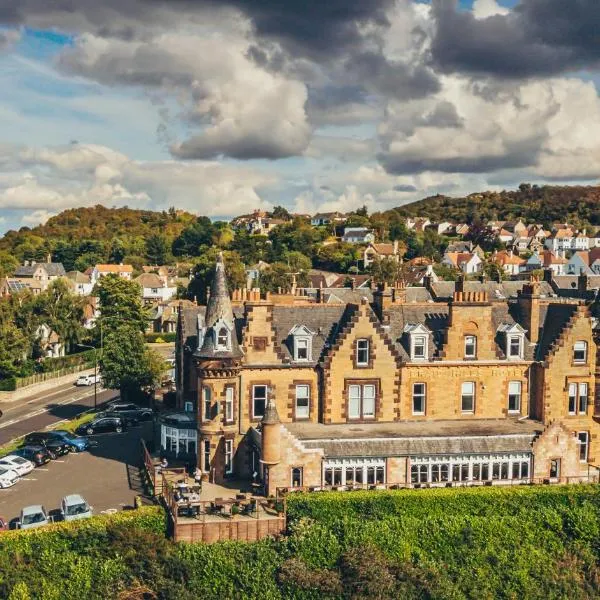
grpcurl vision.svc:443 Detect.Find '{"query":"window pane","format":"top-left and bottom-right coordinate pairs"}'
top-left (357, 339), bottom-right (369, 364)
top-left (574, 341), bottom-right (587, 362)
top-left (465, 336), bottom-right (476, 357)
top-left (348, 385), bottom-right (361, 418)
top-left (568, 383), bottom-right (577, 414)
top-left (296, 385), bottom-right (310, 418)
top-left (363, 385), bottom-right (376, 417)
top-left (413, 383), bottom-right (426, 414)
top-left (579, 383), bottom-right (588, 414)
top-left (253, 385), bottom-right (267, 418)
top-left (578, 432), bottom-right (589, 461)
top-left (461, 382), bottom-right (475, 412)
top-left (508, 381), bottom-right (521, 412)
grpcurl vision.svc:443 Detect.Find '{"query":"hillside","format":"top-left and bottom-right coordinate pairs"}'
top-left (389, 184), bottom-right (600, 227)
top-left (0, 205), bottom-right (197, 271)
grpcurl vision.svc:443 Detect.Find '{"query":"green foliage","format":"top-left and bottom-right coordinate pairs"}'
top-left (187, 249), bottom-right (246, 303)
top-left (145, 234), bottom-right (170, 265)
top-left (172, 216), bottom-right (218, 257)
top-left (368, 256), bottom-right (403, 285)
top-left (314, 243), bottom-right (361, 273)
top-left (145, 332), bottom-right (177, 343)
top-left (95, 274), bottom-right (147, 333)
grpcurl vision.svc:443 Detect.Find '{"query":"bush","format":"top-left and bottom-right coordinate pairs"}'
top-left (145, 333), bottom-right (176, 343)
top-left (0, 377), bottom-right (16, 391)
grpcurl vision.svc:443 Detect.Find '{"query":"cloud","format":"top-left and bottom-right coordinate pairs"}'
top-left (20, 209), bottom-right (57, 226)
top-left (0, 28), bottom-right (20, 51)
top-left (472, 0), bottom-right (509, 19)
top-left (0, 143), bottom-right (276, 217)
top-left (431, 0), bottom-right (600, 79)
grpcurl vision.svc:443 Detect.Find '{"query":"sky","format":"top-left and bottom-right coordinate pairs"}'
top-left (0, 0), bottom-right (599, 233)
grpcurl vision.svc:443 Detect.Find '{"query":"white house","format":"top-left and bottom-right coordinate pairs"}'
top-left (545, 229), bottom-right (589, 252)
top-left (135, 273), bottom-right (177, 303)
top-left (363, 241), bottom-right (401, 268)
top-left (442, 252), bottom-right (483, 274)
top-left (311, 212), bottom-right (346, 227)
top-left (342, 227), bottom-right (375, 244)
top-left (89, 264), bottom-right (134, 285)
top-left (65, 271), bottom-right (93, 296)
top-left (490, 250), bottom-right (527, 276)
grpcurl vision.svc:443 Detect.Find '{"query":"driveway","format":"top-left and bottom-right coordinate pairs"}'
top-left (0, 422), bottom-right (154, 525)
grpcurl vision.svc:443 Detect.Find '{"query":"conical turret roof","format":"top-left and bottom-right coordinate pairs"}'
top-left (195, 253), bottom-right (242, 360)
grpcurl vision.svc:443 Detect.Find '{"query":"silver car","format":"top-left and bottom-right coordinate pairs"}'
top-left (18, 505), bottom-right (52, 529)
top-left (61, 494), bottom-right (93, 521)
top-left (0, 455), bottom-right (35, 476)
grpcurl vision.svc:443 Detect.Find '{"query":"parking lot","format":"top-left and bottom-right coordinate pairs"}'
top-left (0, 422), bottom-right (153, 526)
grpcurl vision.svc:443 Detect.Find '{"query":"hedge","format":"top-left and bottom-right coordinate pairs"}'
top-left (0, 377), bottom-right (16, 391)
top-left (145, 332), bottom-right (176, 343)
top-left (4, 486), bottom-right (600, 599)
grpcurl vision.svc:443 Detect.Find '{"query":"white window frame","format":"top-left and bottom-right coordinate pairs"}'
top-left (568, 382), bottom-right (588, 415)
top-left (295, 384), bottom-right (310, 419)
top-left (203, 387), bottom-right (212, 421)
top-left (216, 326), bottom-right (230, 351)
top-left (348, 383), bottom-right (376, 419)
top-left (461, 381), bottom-right (475, 413)
top-left (224, 439), bottom-right (233, 475)
top-left (252, 384), bottom-right (268, 419)
top-left (356, 339), bottom-right (370, 366)
top-left (225, 387), bottom-right (234, 422)
top-left (412, 382), bottom-right (426, 415)
top-left (508, 381), bottom-right (522, 414)
top-left (573, 341), bottom-right (588, 363)
top-left (578, 432), bottom-right (589, 463)
top-left (507, 334), bottom-right (523, 359)
top-left (295, 337), bottom-right (310, 361)
top-left (464, 335), bottom-right (477, 359)
top-left (411, 335), bottom-right (427, 360)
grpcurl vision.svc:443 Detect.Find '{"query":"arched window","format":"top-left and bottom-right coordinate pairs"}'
top-left (217, 327), bottom-right (229, 349)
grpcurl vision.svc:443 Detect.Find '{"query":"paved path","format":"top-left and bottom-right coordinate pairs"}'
top-left (0, 382), bottom-right (119, 445)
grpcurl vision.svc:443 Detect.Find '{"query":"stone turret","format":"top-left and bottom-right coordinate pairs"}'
top-left (261, 396), bottom-right (281, 466)
top-left (195, 252), bottom-right (242, 361)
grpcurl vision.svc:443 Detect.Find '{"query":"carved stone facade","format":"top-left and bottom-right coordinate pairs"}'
top-left (172, 264), bottom-right (600, 494)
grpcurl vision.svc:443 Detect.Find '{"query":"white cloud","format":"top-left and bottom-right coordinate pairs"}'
top-left (21, 209), bottom-right (57, 227)
top-left (472, 0), bottom-right (510, 19)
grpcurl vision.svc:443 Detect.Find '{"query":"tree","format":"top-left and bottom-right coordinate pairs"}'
top-left (314, 243), bottom-right (361, 273)
top-left (283, 251), bottom-right (312, 273)
top-left (258, 262), bottom-right (309, 293)
top-left (229, 231), bottom-right (269, 265)
top-left (34, 279), bottom-right (85, 353)
top-left (0, 251), bottom-right (18, 278)
top-left (271, 205), bottom-right (291, 220)
top-left (172, 217), bottom-right (216, 256)
top-left (100, 325), bottom-right (163, 401)
top-left (74, 252), bottom-right (104, 273)
top-left (95, 274), bottom-right (147, 333)
top-left (145, 234), bottom-right (169, 265)
top-left (368, 257), bottom-right (403, 285)
top-left (187, 249), bottom-right (246, 303)
top-left (108, 238), bottom-right (126, 263)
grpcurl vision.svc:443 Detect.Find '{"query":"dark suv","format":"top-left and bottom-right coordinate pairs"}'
top-left (24, 431), bottom-right (89, 453)
top-left (20, 436), bottom-right (69, 458)
top-left (14, 445), bottom-right (52, 466)
top-left (104, 402), bottom-right (153, 424)
top-left (76, 416), bottom-right (127, 436)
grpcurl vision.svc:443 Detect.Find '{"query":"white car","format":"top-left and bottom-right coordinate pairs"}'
top-left (0, 455), bottom-right (34, 476)
top-left (61, 494), bottom-right (93, 521)
top-left (0, 467), bottom-right (18, 488)
top-left (18, 505), bottom-right (52, 529)
top-left (75, 374), bottom-right (100, 387)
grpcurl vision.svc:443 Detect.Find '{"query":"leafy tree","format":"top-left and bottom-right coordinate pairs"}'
top-left (34, 279), bottom-right (85, 353)
top-left (433, 263), bottom-right (459, 281)
top-left (95, 274), bottom-right (147, 333)
top-left (51, 241), bottom-right (80, 272)
top-left (108, 239), bottom-right (126, 264)
top-left (258, 262), bottom-right (309, 293)
top-left (213, 222), bottom-right (235, 247)
top-left (368, 257), bottom-right (403, 285)
top-left (345, 215), bottom-right (371, 228)
top-left (283, 251), bottom-right (312, 273)
top-left (355, 205), bottom-right (369, 217)
top-left (172, 217), bottom-right (216, 256)
top-left (229, 231), bottom-right (269, 265)
top-left (100, 325), bottom-right (163, 401)
top-left (314, 243), bottom-right (361, 273)
top-left (73, 252), bottom-right (104, 273)
top-left (145, 234), bottom-right (169, 265)
top-left (187, 249), bottom-right (246, 303)
top-left (271, 206), bottom-right (291, 220)
top-left (269, 220), bottom-right (328, 261)
top-left (0, 251), bottom-right (18, 278)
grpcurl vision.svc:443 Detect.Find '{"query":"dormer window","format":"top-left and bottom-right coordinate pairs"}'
top-left (217, 327), bottom-right (229, 348)
top-left (289, 325), bottom-right (314, 362)
top-left (412, 336), bottom-right (427, 359)
top-left (464, 335), bottom-right (477, 359)
top-left (404, 323), bottom-right (430, 361)
top-left (508, 335), bottom-right (523, 359)
top-left (573, 341), bottom-right (587, 363)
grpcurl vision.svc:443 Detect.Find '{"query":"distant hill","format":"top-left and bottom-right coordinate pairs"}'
top-left (0, 205), bottom-right (197, 271)
top-left (388, 184), bottom-right (600, 228)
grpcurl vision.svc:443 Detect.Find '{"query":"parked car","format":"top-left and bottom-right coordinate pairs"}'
top-left (38, 439), bottom-right (70, 458)
top-left (24, 431), bottom-right (89, 453)
top-left (105, 401), bottom-right (153, 422)
top-left (17, 505), bottom-right (52, 530)
top-left (0, 455), bottom-right (35, 476)
top-left (14, 445), bottom-right (52, 466)
top-left (0, 467), bottom-right (18, 488)
top-left (60, 494), bottom-right (93, 521)
top-left (75, 416), bottom-right (127, 435)
top-left (75, 374), bottom-right (101, 387)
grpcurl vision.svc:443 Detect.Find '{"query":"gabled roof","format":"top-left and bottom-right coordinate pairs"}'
top-left (14, 262), bottom-right (66, 277)
top-left (95, 264), bottom-right (133, 273)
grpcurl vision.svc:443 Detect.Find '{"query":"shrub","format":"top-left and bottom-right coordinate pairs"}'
top-left (0, 377), bottom-right (17, 391)
top-left (277, 558), bottom-right (342, 599)
top-left (145, 333), bottom-right (176, 343)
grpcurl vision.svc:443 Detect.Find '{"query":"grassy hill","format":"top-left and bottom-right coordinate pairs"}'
top-left (389, 184), bottom-right (600, 228)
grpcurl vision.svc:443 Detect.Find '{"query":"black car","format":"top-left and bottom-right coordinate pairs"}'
top-left (105, 402), bottom-right (153, 423)
top-left (76, 416), bottom-right (127, 436)
top-left (43, 439), bottom-right (70, 458)
top-left (14, 445), bottom-right (52, 466)
top-left (95, 410), bottom-right (138, 427)
top-left (24, 431), bottom-right (87, 453)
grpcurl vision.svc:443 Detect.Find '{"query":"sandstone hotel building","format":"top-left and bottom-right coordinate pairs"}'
top-left (162, 254), bottom-right (600, 495)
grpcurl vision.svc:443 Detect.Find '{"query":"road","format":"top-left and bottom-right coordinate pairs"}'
top-left (0, 381), bottom-right (119, 446)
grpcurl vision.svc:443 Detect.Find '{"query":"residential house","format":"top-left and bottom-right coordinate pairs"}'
top-left (540, 250), bottom-right (568, 275)
top-left (135, 272), bottom-right (178, 303)
top-left (166, 255), bottom-right (600, 495)
top-left (497, 228), bottom-right (515, 245)
top-left (342, 227), bottom-right (375, 244)
top-left (35, 324), bottom-right (64, 358)
top-left (545, 229), bottom-right (590, 252)
top-left (311, 212), bottom-right (347, 227)
top-left (89, 264), bottom-right (133, 285)
top-left (13, 260), bottom-right (66, 291)
top-left (490, 250), bottom-right (526, 276)
top-left (454, 223), bottom-right (470, 237)
top-left (363, 241), bottom-right (401, 268)
top-left (65, 271), bottom-right (94, 296)
top-left (426, 222), bottom-right (454, 235)
top-left (406, 217), bottom-right (431, 232)
top-left (246, 261), bottom-right (270, 288)
top-left (566, 252), bottom-right (594, 276)
top-left (0, 278), bottom-right (43, 296)
top-left (442, 251), bottom-right (483, 274)
top-left (591, 232), bottom-right (600, 249)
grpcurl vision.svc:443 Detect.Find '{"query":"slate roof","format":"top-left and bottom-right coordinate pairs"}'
top-left (14, 262), bottom-right (66, 277)
top-left (430, 280), bottom-right (554, 301)
top-left (536, 303), bottom-right (579, 360)
top-left (286, 419), bottom-right (542, 458)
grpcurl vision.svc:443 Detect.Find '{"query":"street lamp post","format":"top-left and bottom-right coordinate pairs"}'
top-left (76, 343), bottom-right (98, 410)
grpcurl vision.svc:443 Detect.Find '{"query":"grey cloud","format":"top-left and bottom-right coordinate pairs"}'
top-left (393, 184), bottom-right (417, 192)
top-left (421, 101), bottom-right (463, 129)
top-left (431, 0), bottom-right (600, 78)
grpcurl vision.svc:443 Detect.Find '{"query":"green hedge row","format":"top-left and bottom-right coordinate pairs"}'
top-left (4, 486), bottom-right (600, 599)
top-left (145, 332), bottom-right (176, 343)
top-left (38, 350), bottom-right (96, 373)
top-left (0, 377), bottom-right (17, 391)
